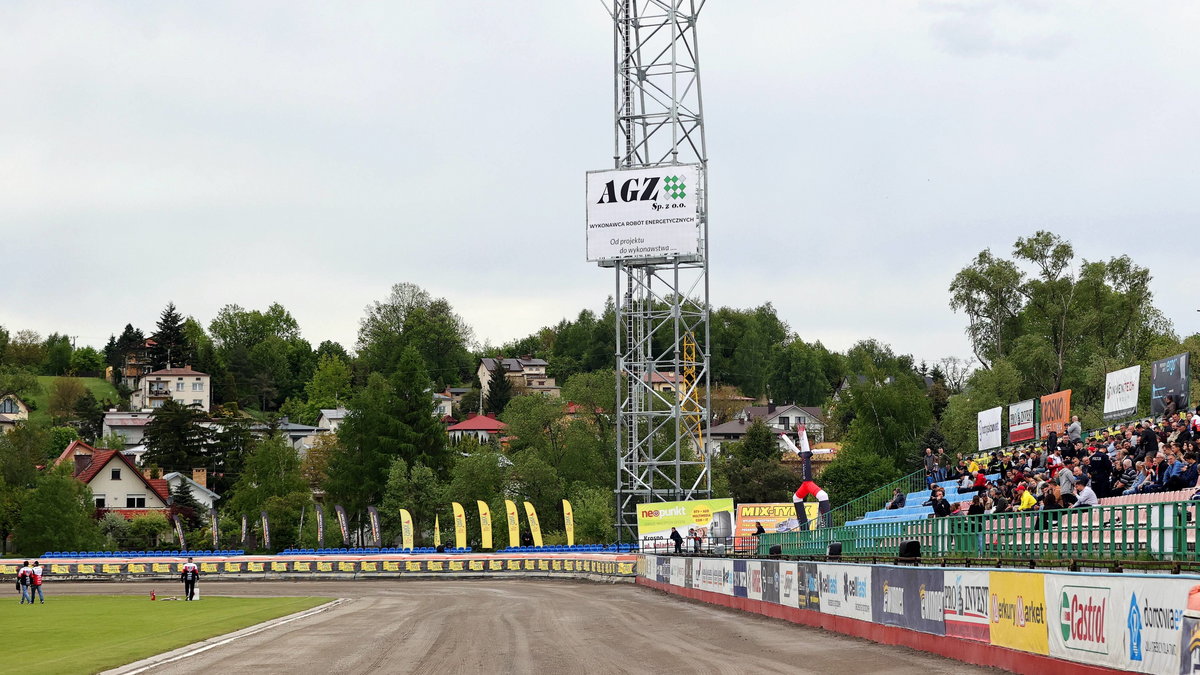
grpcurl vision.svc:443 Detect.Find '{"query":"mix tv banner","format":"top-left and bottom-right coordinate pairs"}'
top-left (1152, 352), bottom-right (1191, 415)
top-left (976, 407), bottom-right (1002, 451)
top-left (1040, 390), bottom-right (1071, 439)
top-left (1103, 366), bottom-right (1141, 421)
top-left (1008, 400), bottom-right (1036, 443)
top-left (734, 503), bottom-right (818, 538)
top-left (636, 558), bottom-right (1200, 675)
top-left (636, 498), bottom-right (734, 543)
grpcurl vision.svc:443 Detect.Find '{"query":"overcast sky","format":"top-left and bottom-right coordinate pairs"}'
top-left (3, 1), bottom-right (1198, 366)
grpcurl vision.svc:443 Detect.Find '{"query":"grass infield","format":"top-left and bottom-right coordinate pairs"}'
top-left (0, 594), bottom-right (328, 674)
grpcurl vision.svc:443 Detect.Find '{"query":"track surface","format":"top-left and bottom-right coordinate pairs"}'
top-left (52, 580), bottom-right (999, 674)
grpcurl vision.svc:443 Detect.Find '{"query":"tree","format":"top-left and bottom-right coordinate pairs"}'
top-left (387, 348), bottom-right (448, 470)
top-left (42, 333), bottom-right (73, 376)
top-left (301, 432), bottom-right (340, 489)
top-left (716, 420), bottom-right (797, 504)
top-left (324, 374), bottom-right (400, 518)
top-left (356, 283), bottom-right (475, 387)
top-left (6, 330), bottom-right (46, 368)
top-left (73, 390), bottom-right (107, 442)
top-left (151, 302), bottom-right (194, 370)
top-left (69, 346), bottom-right (105, 375)
top-left (833, 374), bottom-right (934, 474)
top-left (224, 434), bottom-right (308, 519)
top-left (381, 457), bottom-right (447, 545)
top-left (48, 377), bottom-right (87, 422)
top-left (484, 360), bottom-right (513, 415)
top-left (128, 512), bottom-right (171, 550)
top-left (44, 427), bottom-right (80, 463)
top-left (818, 450), bottom-right (902, 511)
top-left (0, 366), bottom-right (40, 400)
top-left (142, 400), bottom-right (212, 472)
top-left (171, 480), bottom-right (204, 530)
top-left (15, 465), bottom-right (103, 555)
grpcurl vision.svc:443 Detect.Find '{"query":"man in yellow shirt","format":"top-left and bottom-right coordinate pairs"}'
top-left (1016, 484), bottom-right (1038, 511)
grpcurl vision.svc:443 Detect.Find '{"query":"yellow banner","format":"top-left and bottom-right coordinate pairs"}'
top-left (271, 561), bottom-right (288, 572)
top-left (434, 514), bottom-right (441, 547)
top-left (504, 499), bottom-right (520, 548)
top-left (988, 571), bottom-right (1049, 655)
top-left (524, 501), bottom-right (543, 547)
top-left (477, 501), bottom-right (493, 549)
top-left (361, 561), bottom-right (377, 572)
top-left (247, 562), bottom-right (264, 572)
top-left (452, 502), bottom-right (467, 549)
top-left (449, 561), bottom-right (464, 571)
top-left (400, 509), bottom-right (414, 550)
top-left (563, 499), bottom-right (575, 547)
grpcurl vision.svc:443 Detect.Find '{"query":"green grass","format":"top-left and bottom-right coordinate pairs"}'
top-left (0, 594), bottom-right (328, 674)
top-left (27, 376), bottom-right (121, 426)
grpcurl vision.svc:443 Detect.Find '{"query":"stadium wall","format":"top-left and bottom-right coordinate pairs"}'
top-left (635, 554), bottom-right (1200, 675)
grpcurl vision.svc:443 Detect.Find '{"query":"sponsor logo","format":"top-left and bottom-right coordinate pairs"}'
top-left (944, 577), bottom-right (989, 619)
top-left (820, 573), bottom-right (838, 596)
top-left (991, 593), bottom-right (1046, 628)
top-left (783, 570), bottom-right (795, 597)
top-left (640, 506), bottom-right (686, 519)
top-left (1126, 592), bottom-right (1184, 661)
top-left (882, 581), bottom-right (905, 616)
top-left (595, 175), bottom-right (687, 205)
top-left (1058, 587), bottom-right (1109, 653)
top-left (843, 573), bottom-right (868, 601)
top-left (919, 583), bottom-right (944, 623)
top-left (1128, 593), bottom-right (1143, 662)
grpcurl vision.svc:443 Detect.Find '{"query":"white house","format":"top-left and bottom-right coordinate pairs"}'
top-left (317, 408), bottom-right (348, 433)
top-left (0, 394), bottom-right (30, 433)
top-left (130, 366), bottom-right (211, 411)
top-left (707, 403), bottom-right (828, 454)
top-left (102, 411), bottom-right (155, 448)
top-left (164, 470), bottom-right (221, 510)
top-left (478, 356), bottom-right (560, 400)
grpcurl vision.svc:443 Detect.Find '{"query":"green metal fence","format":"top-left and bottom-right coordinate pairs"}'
top-left (759, 498), bottom-right (1196, 561)
top-left (824, 467), bottom-right (929, 527)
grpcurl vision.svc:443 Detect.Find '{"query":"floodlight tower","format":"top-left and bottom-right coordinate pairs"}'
top-left (598, 0), bottom-right (711, 542)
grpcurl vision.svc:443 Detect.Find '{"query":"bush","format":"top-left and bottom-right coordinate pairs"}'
top-left (818, 450), bottom-right (902, 510)
top-left (128, 512), bottom-right (171, 550)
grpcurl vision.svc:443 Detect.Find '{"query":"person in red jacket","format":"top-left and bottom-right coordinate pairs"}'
top-left (180, 557), bottom-right (200, 601)
top-left (30, 561), bottom-right (44, 604)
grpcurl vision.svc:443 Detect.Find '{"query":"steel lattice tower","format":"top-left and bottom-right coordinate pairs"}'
top-left (602, 0), bottom-right (711, 542)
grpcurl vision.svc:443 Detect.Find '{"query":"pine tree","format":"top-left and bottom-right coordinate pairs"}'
top-left (151, 302), bottom-right (193, 371)
top-left (484, 359), bottom-right (513, 415)
top-left (390, 347), bottom-right (449, 472)
top-left (142, 400), bottom-right (212, 472)
top-left (171, 479), bottom-right (204, 530)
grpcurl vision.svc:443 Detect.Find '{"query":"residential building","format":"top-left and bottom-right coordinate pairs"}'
top-left (707, 402), bottom-right (827, 454)
top-left (130, 366), bottom-right (211, 411)
top-left (116, 339), bottom-right (156, 389)
top-left (643, 371), bottom-right (686, 394)
top-left (0, 394), bottom-right (30, 433)
top-left (102, 411), bottom-right (155, 448)
top-left (434, 392), bottom-right (453, 418)
top-left (446, 412), bottom-right (508, 444)
top-left (246, 418), bottom-right (327, 452)
top-left (317, 408), bottom-right (348, 433)
top-left (477, 356), bottom-right (560, 400)
top-left (163, 470), bottom-right (221, 510)
top-left (65, 443), bottom-right (171, 518)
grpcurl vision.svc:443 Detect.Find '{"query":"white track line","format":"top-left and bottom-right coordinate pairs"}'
top-left (119, 598), bottom-right (347, 675)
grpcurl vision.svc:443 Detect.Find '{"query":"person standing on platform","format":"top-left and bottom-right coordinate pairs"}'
top-left (181, 557), bottom-right (200, 600)
top-left (669, 527), bottom-right (683, 554)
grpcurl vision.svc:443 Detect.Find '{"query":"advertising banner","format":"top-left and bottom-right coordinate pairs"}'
top-left (477, 501), bottom-right (493, 550)
top-left (1151, 353), bottom-right (1190, 415)
top-left (367, 506), bottom-right (382, 548)
top-left (523, 502), bottom-right (543, 548)
top-left (635, 498), bottom-right (735, 544)
top-left (172, 515), bottom-right (186, 551)
top-left (1118, 576), bottom-right (1192, 674)
top-left (260, 510), bottom-right (271, 551)
top-left (452, 502), bottom-right (467, 549)
top-left (1008, 399), bottom-right (1035, 443)
top-left (683, 557), bottom-right (694, 589)
top-left (240, 514), bottom-right (248, 547)
top-left (1040, 390), bottom-right (1072, 440)
top-left (504, 500), bottom-right (520, 548)
top-left (1104, 366), bottom-right (1141, 421)
top-left (433, 515), bottom-right (441, 547)
top-left (734, 503), bottom-right (817, 542)
top-left (562, 499), bottom-right (574, 547)
top-left (733, 560), bottom-right (748, 598)
top-left (944, 570), bottom-right (991, 642)
top-left (694, 557), bottom-right (732, 596)
top-left (799, 563), bottom-right (821, 612)
top-left (977, 406), bottom-right (1003, 451)
top-left (334, 505), bottom-right (350, 546)
top-left (818, 564), bottom-right (873, 621)
top-left (585, 164), bottom-right (702, 262)
top-left (761, 561), bottom-right (780, 605)
top-left (988, 571), bottom-right (1049, 655)
top-left (400, 509), bottom-right (414, 550)
top-left (670, 556), bottom-right (686, 587)
top-left (746, 560), bottom-right (763, 602)
top-left (315, 504), bottom-right (325, 547)
top-left (209, 508), bottom-right (219, 549)
top-left (872, 567), bottom-right (945, 636)
top-left (1045, 574), bottom-right (1121, 669)
top-left (779, 562), bottom-right (800, 609)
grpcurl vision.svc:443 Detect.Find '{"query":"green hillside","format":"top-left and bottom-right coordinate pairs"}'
top-left (26, 376), bottom-right (121, 425)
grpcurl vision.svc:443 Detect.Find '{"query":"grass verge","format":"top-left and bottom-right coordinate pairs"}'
top-left (0, 594), bottom-right (328, 674)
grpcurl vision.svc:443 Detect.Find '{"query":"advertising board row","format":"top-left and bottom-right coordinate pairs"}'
top-left (0, 558), bottom-right (635, 578)
top-left (639, 556), bottom-right (1200, 674)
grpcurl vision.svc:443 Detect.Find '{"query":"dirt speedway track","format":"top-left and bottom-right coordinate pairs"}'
top-left (59, 580), bottom-right (999, 674)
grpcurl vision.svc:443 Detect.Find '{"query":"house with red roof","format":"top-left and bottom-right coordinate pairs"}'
top-left (56, 440), bottom-right (171, 517)
top-left (446, 412), bottom-right (508, 443)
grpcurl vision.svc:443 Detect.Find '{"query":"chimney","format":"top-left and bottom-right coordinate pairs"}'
top-left (768, 400), bottom-right (776, 414)
top-left (74, 454), bottom-right (92, 476)
top-left (486, 413), bottom-right (497, 419)
top-left (192, 468), bottom-right (207, 490)
top-left (467, 412), bottom-right (478, 419)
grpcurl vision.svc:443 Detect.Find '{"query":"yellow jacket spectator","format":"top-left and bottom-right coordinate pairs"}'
top-left (1017, 486), bottom-right (1037, 511)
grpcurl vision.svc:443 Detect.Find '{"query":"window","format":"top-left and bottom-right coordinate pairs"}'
top-left (151, 399), bottom-right (164, 408)
top-left (778, 416), bottom-right (789, 428)
top-left (126, 495), bottom-right (146, 508)
top-left (0, 398), bottom-right (17, 414)
top-left (95, 496), bottom-right (106, 508)
top-left (176, 382), bottom-right (185, 392)
top-left (111, 469), bottom-right (121, 480)
top-left (192, 382), bottom-right (204, 391)
top-left (193, 399), bottom-right (202, 407)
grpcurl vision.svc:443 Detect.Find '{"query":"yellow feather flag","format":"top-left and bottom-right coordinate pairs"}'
top-left (477, 501), bottom-right (493, 550)
top-left (433, 514), bottom-right (441, 547)
top-left (562, 499), bottom-right (575, 547)
top-left (504, 499), bottom-right (520, 548)
top-left (451, 502), bottom-right (467, 549)
top-left (399, 509), bottom-right (414, 550)
top-left (523, 501), bottom-right (543, 548)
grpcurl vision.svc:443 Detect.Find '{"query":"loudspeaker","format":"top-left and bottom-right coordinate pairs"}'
top-left (827, 542), bottom-right (842, 559)
top-left (899, 540), bottom-right (920, 558)
top-left (769, 544), bottom-right (782, 557)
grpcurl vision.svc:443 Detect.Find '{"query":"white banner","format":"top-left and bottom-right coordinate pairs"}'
top-left (746, 561), bottom-right (763, 602)
top-left (586, 165), bottom-right (701, 262)
top-left (818, 564), bottom-right (873, 621)
top-left (779, 561), bottom-right (800, 609)
top-left (1008, 399), bottom-right (1035, 443)
top-left (669, 556), bottom-right (686, 588)
top-left (943, 570), bottom-right (991, 642)
top-left (694, 557), bottom-right (733, 596)
top-left (977, 406), bottom-right (1003, 451)
top-left (1104, 365), bottom-right (1141, 421)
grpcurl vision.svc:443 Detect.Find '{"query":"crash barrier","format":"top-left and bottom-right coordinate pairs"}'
top-left (637, 553), bottom-right (1200, 675)
top-left (758, 497), bottom-right (1197, 561)
top-left (0, 553), bottom-right (637, 582)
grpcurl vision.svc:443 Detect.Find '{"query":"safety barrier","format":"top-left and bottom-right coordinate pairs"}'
top-left (758, 497), bottom-right (1197, 561)
top-left (637, 553), bottom-right (1200, 674)
top-left (0, 553), bottom-right (638, 582)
